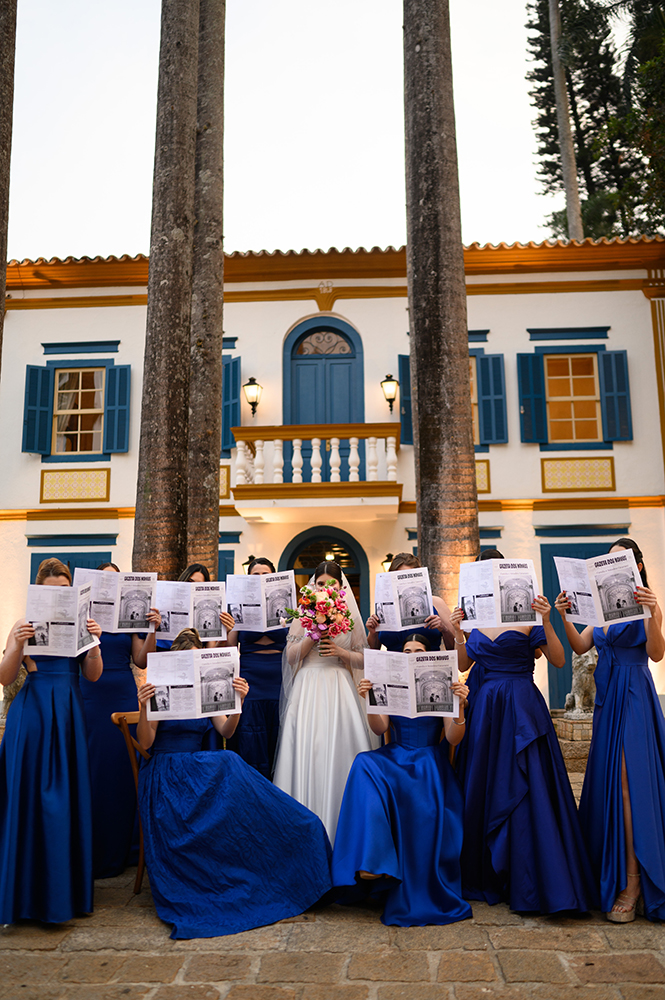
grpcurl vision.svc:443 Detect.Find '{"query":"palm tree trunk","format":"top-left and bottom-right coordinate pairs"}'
top-left (187, 0), bottom-right (225, 578)
top-left (0, 0), bottom-right (18, 388)
top-left (549, 0), bottom-right (584, 240)
top-left (133, 0), bottom-right (200, 578)
top-left (403, 0), bottom-right (479, 608)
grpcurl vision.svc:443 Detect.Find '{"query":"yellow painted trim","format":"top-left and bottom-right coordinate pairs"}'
top-left (651, 298), bottom-right (665, 475)
top-left (25, 507), bottom-right (119, 521)
top-left (467, 278), bottom-right (644, 297)
top-left (233, 482), bottom-right (403, 501)
top-left (219, 506), bottom-right (240, 516)
top-left (231, 422), bottom-right (400, 445)
top-left (6, 294), bottom-right (148, 311)
top-left (540, 457), bottom-right (616, 494)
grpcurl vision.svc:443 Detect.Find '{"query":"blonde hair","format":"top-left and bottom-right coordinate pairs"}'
top-left (171, 628), bottom-right (203, 651)
top-left (35, 557), bottom-right (72, 586)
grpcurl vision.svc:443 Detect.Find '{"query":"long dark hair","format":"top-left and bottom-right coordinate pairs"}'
top-left (97, 561), bottom-right (120, 572)
top-left (178, 563), bottom-right (211, 582)
top-left (313, 561), bottom-right (343, 585)
top-left (477, 548), bottom-right (504, 561)
top-left (610, 537), bottom-right (648, 586)
top-left (248, 557), bottom-right (276, 574)
top-left (403, 633), bottom-right (431, 651)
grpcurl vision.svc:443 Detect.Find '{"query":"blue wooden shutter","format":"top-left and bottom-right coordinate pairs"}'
top-left (477, 354), bottom-right (508, 444)
top-left (218, 549), bottom-right (235, 581)
top-left (221, 356), bottom-right (241, 456)
top-left (104, 365), bottom-right (131, 453)
top-left (517, 353), bottom-right (547, 443)
top-left (398, 354), bottom-right (412, 445)
top-left (22, 365), bottom-right (53, 454)
top-left (599, 350), bottom-right (632, 441)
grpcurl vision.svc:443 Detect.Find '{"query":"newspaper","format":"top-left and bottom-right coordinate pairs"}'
top-left (154, 581), bottom-right (227, 642)
top-left (554, 548), bottom-right (649, 627)
top-left (226, 570), bottom-right (296, 631)
top-left (458, 559), bottom-right (542, 631)
top-left (74, 568), bottom-right (157, 633)
top-left (146, 646), bottom-right (240, 721)
top-left (25, 582), bottom-right (100, 657)
top-left (374, 567), bottom-right (434, 631)
top-left (363, 647), bottom-right (459, 719)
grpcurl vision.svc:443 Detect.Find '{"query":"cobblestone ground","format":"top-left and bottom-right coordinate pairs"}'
top-left (2, 868), bottom-right (665, 1000)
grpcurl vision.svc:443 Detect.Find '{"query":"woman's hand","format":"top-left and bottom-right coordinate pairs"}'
top-left (146, 608), bottom-right (162, 630)
top-left (87, 618), bottom-right (103, 639)
top-left (451, 680), bottom-right (469, 708)
top-left (318, 637), bottom-right (344, 658)
top-left (220, 611), bottom-right (237, 632)
top-left (11, 620), bottom-right (35, 648)
top-left (357, 678), bottom-right (373, 699)
top-left (554, 591), bottom-right (572, 619)
top-left (449, 607), bottom-right (466, 634)
top-left (365, 613), bottom-right (380, 635)
top-left (137, 682), bottom-right (155, 708)
top-left (636, 586), bottom-right (659, 610)
top-left (531, 595), bottom-right (551, 624)
top-left (233, 676), bottom-right (249, 703)
top-left (423, 613), bottom-right (444, 633)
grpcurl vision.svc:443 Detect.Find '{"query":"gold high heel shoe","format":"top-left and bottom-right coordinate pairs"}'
top-left (606, 873), bottom-right (642, 923)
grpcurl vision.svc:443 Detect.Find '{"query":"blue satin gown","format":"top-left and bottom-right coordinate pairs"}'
top-left (0, 655), bottom-right (94, 923)
top-left (138, 718), bottom-right (332, 939)
top-left (80, 632), bottom-right (138, 878)
top-left (457, 628), bottom-right (595, 913)
top-left (225, 628), bottom-right (287, 777)
top-left (332, 716), bottom-right (471, 926)
top-left (580, 621), bottom-right (665, 919)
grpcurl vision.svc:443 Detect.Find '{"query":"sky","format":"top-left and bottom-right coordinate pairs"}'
top-left (6, 0), bottom-right (568, 262)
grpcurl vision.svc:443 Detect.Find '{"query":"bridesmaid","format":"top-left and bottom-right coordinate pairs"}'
top-left (366, 553), bottom-right (454, 652)
top-left (555, 537), bottom-right (665, 922)
top-left (224, 557), bottom-right (288, 778)
top-left (0, 558), bottom-right (103, 924)
top-left (136, 628), bottom-right (332, 939)
top-left (79, 562), bottom-right (161, 878)
top-left (452, 551), bottom-right (595, 914)
top-left (332, 634), bottom-right (471, 926)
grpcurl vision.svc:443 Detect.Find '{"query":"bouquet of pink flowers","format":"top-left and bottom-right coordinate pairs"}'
top-left (286, 581), bottom-right (355, 642)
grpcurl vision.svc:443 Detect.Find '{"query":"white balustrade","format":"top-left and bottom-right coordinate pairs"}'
top-left (386, 436), bottom-right (398, 482)
top-left (329, 438), bottom-right (341, 482)
top-left (310, 438), bottom-right (322, 483)
top-left (367, 437), bottom-right (378, 481)
top-left (273, 439), bottom-right (283, 483)
top-left (235, 440), bottom-right (248, 485)
top-left (254, 440), bottom-right (265, 484)
top-left (348, 438), bottom-right (360, 481)
top-left (292, 439), bottom-right (303, 483)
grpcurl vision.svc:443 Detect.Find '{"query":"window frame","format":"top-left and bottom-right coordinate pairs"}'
top-left (543, 352), bottom-right (603, 446)
top-left (51, 365), bottom-right (107, 457)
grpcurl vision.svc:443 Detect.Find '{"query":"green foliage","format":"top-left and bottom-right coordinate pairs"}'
top-left (526, 0), bottom-right (665, 236)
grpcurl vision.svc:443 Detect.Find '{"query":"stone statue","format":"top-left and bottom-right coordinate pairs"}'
top-left (563, 648), bottom-right (597, 718)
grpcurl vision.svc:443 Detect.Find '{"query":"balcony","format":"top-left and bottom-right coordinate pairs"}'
top-left (230, 423), bottom-right (402, 523)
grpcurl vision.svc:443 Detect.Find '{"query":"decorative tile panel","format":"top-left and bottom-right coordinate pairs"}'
top-left (475, 460), bottom-right (491, 494)
top-left (541, 457), bottom-right (615, 493)
top-left (219, 465), bottom-right (230, 500)
top-left (40, 469), bottom-right (110, 503)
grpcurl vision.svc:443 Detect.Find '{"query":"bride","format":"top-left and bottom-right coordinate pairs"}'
top-left (273, 560), bottom-right (375, 843)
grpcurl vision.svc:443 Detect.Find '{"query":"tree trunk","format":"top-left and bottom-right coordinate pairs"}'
top-left (133, 0), bottom-right (200, 578)
top-left (187, 0), bottom-right (225, 579)
top-left (549, 0), bottom-right (585, 240)
top-left (403, 0), bottom-right (479, 609)
top-left (0, 0), bottom-right (18, 388)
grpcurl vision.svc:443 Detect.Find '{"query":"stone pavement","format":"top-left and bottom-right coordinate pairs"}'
top-left (2, 869), bottom-right (665, 1000)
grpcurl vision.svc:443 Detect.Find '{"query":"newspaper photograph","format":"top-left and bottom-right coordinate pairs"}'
top-left (154, 581), bottom-right (226, 642)
top-left (73, 568), bottom-right (157, 633)
top-left (25, 582), bottom-right (99, 658)
top-left (458, 559), bottom-right (541, 631)
top-left (373, 567), bottom-right (434, 631)
top-left (554, 548), bottom-right (649, 627)
top-left (363, 647), bottom-right (458, 719)
top-left (146, 646), bottom-right (240, 721)
top-left (226, 570), bottom-right (296, 632)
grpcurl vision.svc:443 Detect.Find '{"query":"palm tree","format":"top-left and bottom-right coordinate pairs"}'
top-left (0, 1), bottom-right (18, 387)
top-left (133, 0), bottom-right (200, 578)
top-left (549, 0), bottom-right (585, 239)
top-left (187, 0), bottom-right (225, 578)
top-left (403, 0), bottom-right (479, 608)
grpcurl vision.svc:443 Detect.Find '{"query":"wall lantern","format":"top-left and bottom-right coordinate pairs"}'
top-left (242, 554), bottom-right (255, 574)
top-left (381, 553), bottom-right (394, 573)
top-left (381, 374), bottom-right (399, 413)
top-left (243, 377), bottom-right (262, 416)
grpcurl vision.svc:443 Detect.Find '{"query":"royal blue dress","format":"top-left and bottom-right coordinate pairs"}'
top-left (225, 628), bottom-right (287, 778)
top-left (332, 716), bottom-right (471, 926)
top-left (79, 632), bottom-right (138, 878)
top-left (457, 628), bottom-right (595, 913)
top-left (138, 717), bottom-right (332, 939)
top-left (0, 655), bottom-right (94, 924)
top-left (580, 621), bottom-right (665, 919)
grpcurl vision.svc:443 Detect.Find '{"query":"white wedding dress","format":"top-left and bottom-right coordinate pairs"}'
top-left (273, 620), bottom-right (376, 844)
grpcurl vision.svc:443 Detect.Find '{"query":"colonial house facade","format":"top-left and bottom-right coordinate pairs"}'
top-left (2, 236), bottom-right (665, 707)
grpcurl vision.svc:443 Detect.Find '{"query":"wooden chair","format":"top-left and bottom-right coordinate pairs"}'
top-left (111, 711), bottom-right (150, 894)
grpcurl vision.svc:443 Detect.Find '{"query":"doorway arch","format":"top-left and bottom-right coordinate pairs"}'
top-left (279, 525), bottom-right (370, 622)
